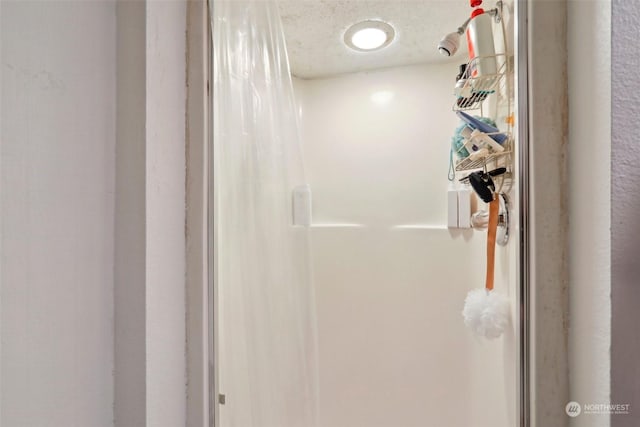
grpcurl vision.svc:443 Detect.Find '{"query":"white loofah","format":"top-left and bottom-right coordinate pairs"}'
top-left (462, 288), bottom-right (510, 339)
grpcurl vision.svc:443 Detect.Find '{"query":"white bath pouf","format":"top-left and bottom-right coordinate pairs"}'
top-left (462, 288), bottom-right (510, 339)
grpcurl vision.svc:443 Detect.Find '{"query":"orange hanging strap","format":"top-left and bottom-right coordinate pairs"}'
top-left (485, 196), bottom-right (500, 291)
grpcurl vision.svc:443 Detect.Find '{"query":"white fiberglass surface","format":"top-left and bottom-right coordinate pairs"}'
top-left (294, 65), bottom-right (517, 427)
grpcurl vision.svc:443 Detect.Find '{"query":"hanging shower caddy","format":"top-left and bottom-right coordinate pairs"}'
top-left (451, 1), bottom-right (514, 196)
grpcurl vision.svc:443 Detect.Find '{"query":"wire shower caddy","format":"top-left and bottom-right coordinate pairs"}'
top-left (451, 7), bottom-right (514, 195)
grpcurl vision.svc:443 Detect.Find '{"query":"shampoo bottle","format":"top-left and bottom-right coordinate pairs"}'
top-left (458, 185), bottom-right (473, 229)
top-left (466, 8), bottom-right (497, 78)
top-left (447, 182), bottom-right (459, 229)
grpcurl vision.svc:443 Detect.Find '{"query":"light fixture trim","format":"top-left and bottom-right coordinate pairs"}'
top-left (344, 20), bottom-right (395, 52)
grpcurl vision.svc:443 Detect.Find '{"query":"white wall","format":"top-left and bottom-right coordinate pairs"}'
top-left (115, 1), bottom-right (187, 426)
top-left (1, 1), bottom-right (116, 426)
top-left (145, 2), bottom-right (187, 426)
top-left (568, 1), bottom-right (611, 425)
top-left (1, 2), bottom-right (188, 426)
top-left (296, 65), bottom-right (453, 227)
top-left (610, 1), bottom-right (639, 426)
top-left (295, 63), bottom-right (517, 427)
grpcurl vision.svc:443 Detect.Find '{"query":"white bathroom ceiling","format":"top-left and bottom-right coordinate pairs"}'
top-left (278, 0), bottom-right (473, 79)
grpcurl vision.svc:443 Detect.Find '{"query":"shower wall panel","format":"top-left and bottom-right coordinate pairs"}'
top-left (294, 63), bottom-right (517, 427)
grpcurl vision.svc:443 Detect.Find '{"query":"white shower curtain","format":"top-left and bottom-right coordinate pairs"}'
top-left (212, 1), bottom-right (319, 426)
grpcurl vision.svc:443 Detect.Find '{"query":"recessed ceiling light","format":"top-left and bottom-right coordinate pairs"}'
top-left (344, 20), bottom-right (395, 52)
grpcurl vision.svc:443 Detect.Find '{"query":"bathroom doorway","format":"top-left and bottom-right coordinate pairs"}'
top-left (208, 1), bottom-right (529, 426)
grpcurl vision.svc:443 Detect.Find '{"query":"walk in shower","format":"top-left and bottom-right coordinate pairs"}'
top-left (211, 1), bottom-right (528, 426)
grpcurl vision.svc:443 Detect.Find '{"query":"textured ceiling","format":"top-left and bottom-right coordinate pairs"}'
top-left (278, 0), bottom-right (473, 79)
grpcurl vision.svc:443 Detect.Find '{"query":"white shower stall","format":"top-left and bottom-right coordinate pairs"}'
top-left (294, 64), bottom-right (518, 427)
top-left (212, 1), bottom-right (520, 427)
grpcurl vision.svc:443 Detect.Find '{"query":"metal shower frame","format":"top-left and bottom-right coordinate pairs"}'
top-left (206, 1), bottom-right (531, 426)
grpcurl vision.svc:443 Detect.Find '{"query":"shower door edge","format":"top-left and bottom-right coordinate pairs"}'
top-left (516, 0), bottom-right (531, 426)
top-left (184, 0), bottom-right (216, 425)
top-left (206, 0), bottom-right (218, 426)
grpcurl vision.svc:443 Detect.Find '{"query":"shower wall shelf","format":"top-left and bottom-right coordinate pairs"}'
top-left (455, 146), bottom-right (514, 195)
top-left (309, 223), bottom-right (365, 229)
top-left (454, 147), bottom-right (512, 171)
top-left (451, 56), bottom-right (514, 194)
top-left (392, 224), bottom-right (449, 230)
top-left (452, 54), bottom-right (510, 112)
